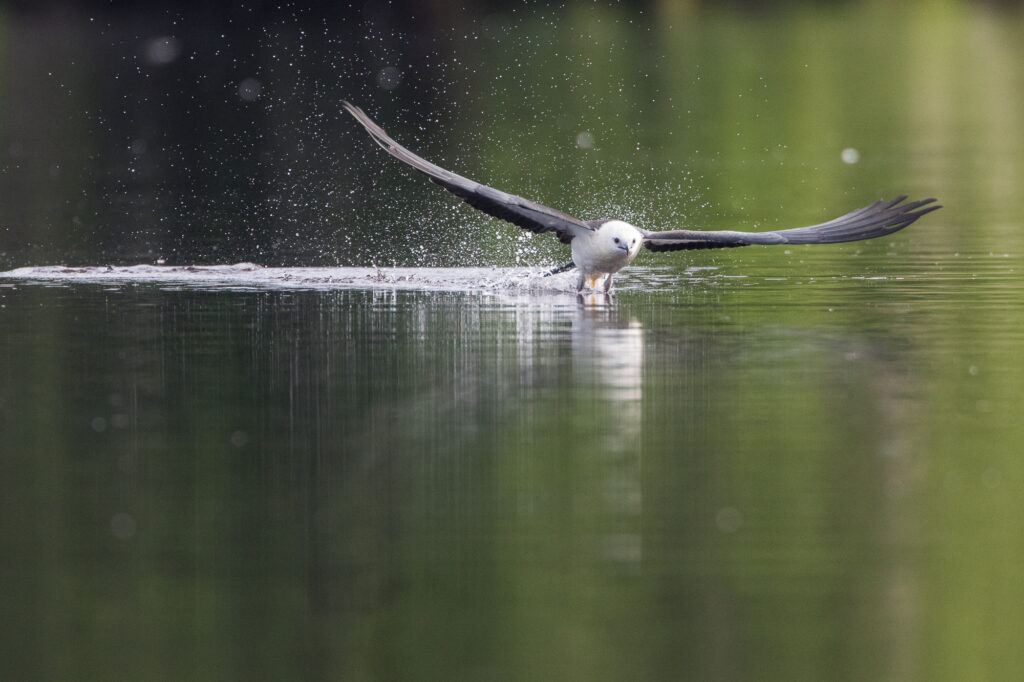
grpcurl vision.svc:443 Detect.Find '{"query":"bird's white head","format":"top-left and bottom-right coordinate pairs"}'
top-left (572, 218), bottom-right (645, 286)
top-left (599, 220), bottom-right (643, 260)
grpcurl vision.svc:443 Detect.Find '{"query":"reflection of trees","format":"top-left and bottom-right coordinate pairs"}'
top-left (5, 265), bottom-right (1024, 678)
top-left (7, 2), bottom-right (1020, 270)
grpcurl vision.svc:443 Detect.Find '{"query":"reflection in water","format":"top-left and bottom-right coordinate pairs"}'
top-left (2, 273), bottom-right (1024, 679)
top-left (571, 306), bottom-right (646, 567)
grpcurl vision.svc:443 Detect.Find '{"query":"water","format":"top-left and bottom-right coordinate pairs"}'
top-left (3, 2), bottom-right (1024, 681)
top-left (4, 247), bottom-right (1023, 680)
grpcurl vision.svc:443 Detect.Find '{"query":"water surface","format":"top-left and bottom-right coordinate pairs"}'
top-left (4, 242), bottom-right (1023, 681)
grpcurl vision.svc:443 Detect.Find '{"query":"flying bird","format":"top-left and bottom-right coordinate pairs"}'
top-left (342, 101), bottom-right (940, 292)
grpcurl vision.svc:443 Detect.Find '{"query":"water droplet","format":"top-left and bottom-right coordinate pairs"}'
top-left (144, 36), bottom-right (181, 66)
top-left (238, 78), bottom-right (262, 101)
top-left (377, 66), bottom-right (402, 91)
top-left (576, 131), bottom-right (594, 149)
top-left (715, 507), bottom-right (742, 533)
top-left (110, 513), bottom-right (137, 540)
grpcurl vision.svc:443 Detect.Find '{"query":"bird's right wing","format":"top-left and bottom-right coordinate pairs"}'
top-left (643, 196), bottom-right (940, 252)
top-left (342, 101), bottom-right (593, 244)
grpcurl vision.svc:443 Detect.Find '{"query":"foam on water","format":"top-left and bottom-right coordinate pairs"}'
top-left (0, 264), bottom-right (720, 295)
top-left (0, 263), bottom-right (581, 293)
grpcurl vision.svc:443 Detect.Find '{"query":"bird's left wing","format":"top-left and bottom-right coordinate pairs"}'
top-left (342, 101), bottom-right (593, 244)
top-left (643, 196), bottom-right (940, 252)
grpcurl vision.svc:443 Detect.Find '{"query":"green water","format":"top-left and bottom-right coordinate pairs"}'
top-left (2, 2), bottom-right (1024, 681)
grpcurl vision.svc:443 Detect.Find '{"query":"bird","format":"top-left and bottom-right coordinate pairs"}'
top-left (341, 101), bottom-right (940, 292)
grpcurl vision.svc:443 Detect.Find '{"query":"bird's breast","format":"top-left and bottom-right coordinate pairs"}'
top-left (572, 228), bottom-right (640, 275)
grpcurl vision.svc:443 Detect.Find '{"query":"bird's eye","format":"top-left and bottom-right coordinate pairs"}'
top-left (613, 237), bottom-right (620, 244)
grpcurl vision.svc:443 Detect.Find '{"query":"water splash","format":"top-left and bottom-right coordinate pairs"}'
top-left (0, 263), bottom-right (575, 293)
top-left (1, 263), bottom-right (717, 294)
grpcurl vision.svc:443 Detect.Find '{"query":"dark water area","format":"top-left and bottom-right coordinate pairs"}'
top-left (2, 1), bottom-right (1024, 681)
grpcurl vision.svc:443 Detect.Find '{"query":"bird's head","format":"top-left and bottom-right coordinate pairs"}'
top-left (599, 220), bottom-right (643, 258)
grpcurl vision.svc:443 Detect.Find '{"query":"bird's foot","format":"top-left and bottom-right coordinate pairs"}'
top-left (577, 291), bottom-right (616, 307)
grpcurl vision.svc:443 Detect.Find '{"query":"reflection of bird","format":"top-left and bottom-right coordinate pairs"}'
top-left (342, 102), bottom-right (940, 292)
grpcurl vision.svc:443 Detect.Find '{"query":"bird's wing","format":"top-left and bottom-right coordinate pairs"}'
top-left (342, 101), bottom-right (593, 244)
top-left (642, 196), bottom-right (940, 252)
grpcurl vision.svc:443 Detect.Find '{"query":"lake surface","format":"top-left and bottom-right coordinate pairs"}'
top-left (3, 2), bottom-right (1024, 681)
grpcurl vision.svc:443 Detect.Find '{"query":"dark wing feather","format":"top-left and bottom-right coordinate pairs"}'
top-left (342, 101), bottom-right (592, 244)
top-left (643, 196), bottom-right (941, 252)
